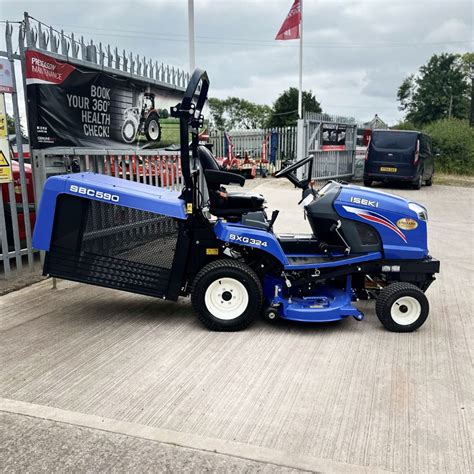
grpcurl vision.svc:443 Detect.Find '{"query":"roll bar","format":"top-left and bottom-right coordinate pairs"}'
top-left (170, 68), bottom-right (210, 209)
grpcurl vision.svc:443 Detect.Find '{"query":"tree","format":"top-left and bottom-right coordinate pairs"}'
top-left (160, 108), bottom-right (170, 119)
top-left (423, 118), bottom-right (474, 175)
top-left (397, 53), bottom-right (471, 125)
top-left (208, 97), bottom-right (271, 130)
top-left (7, 113), bottom-right (16, 135)
top-left (267, 88), bottom-right (321, 127)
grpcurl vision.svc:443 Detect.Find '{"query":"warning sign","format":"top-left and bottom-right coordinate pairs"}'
top-left (0, 138), bottom-right (12, 183)
top-left (0, 149), bottom-right (9, 165)
top-left (0, 95), bottom-right (12, 183)
top-left (0, 115), bottom-right (6, 138)
top-left (0, 92), bottom-right (6, 138)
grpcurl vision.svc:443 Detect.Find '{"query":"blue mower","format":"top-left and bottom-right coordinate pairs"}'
top-left (33, 69), bottom-right (440, 332)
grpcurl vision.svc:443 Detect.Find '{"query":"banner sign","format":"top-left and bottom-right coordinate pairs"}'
top-left (0, 58), bottom-right (15, 94)
top-left (0, 94), bottom-right (12, 183)
top-left (25, 50), bottom-right (183, 149)
top-left (321, 123), bottom-right (347, 151)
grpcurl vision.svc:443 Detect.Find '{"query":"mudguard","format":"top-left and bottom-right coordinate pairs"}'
top-left (214, 220), bottom-right (289, 265)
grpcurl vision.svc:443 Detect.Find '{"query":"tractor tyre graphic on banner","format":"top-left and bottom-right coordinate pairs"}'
top-left (121, 92), bottom-right (162, 144)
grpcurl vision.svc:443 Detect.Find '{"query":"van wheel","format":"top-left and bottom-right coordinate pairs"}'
top-left (376, 282), bottom-right (429, 332)
top-left (363, 179), bottom-right (372, 187)
top-left (191, 260), bottom-right (263, 331)
top-left (412, 174), bottom-right (422, 190)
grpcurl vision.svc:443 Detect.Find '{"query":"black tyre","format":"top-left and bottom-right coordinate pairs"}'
top-left (145, 112), bottom-right (161, 142)
top-left (425, 174), bottom-right (433, 186)
top-left (376, 282), bottom-right (429, 332)
top-left (363, 179), bottom-right (372, 187)
top-left (191, 259), bottom-right (263, 331)
top-left (263, 306), bottom-right (279, 322)
top-left (412, 173), bottom-right (422, 190)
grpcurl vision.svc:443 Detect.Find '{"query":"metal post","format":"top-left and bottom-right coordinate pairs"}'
top-left (18, 17), bottom-right (38, 204)
top-left (188, 0), bottom-right (196, 72)
top-left (298, 0), bottom-right (303, 119)
top-left (6, 22), bottom-right (34, 269)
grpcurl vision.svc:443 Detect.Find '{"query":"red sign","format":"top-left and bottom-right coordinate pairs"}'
top-left (25, 50), bottom-right (75, 86)
top-left (0, 58), bottom-right (15, 93)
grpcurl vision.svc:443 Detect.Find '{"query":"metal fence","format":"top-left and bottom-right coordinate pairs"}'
top-left (209, 127), bottom-right (297, 173)
top-left (303, 112), bottom-right (357, 181)
top-left (32, 149), bottom-right (184, 200)
top-left (0, 12), bottom-right (188, 280)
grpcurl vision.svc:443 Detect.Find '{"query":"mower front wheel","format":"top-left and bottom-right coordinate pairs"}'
top-left (191, 259), bottom-right (263, 331)
top-left (376, 282), bottom-right (429, 332)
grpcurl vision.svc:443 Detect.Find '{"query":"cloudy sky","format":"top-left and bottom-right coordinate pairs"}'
top-left (1, 0), bottom-right (473, 125)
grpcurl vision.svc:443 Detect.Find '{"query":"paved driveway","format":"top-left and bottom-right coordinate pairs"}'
top-left (1, 180), bottom-right (472, 472)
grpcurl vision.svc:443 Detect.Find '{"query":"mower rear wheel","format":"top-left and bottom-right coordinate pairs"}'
top-left (376, 282), bottom-right (429, 332)
top-left (191, 259), bottom-right (263, 331)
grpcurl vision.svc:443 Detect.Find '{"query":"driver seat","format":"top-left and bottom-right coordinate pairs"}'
top-left (197, 145), bottom-right (264, 218)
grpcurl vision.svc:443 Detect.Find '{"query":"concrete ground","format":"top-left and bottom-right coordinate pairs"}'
top-left (1, 179), bottom-right (473, 473)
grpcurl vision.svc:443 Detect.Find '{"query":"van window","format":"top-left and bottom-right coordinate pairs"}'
top-left (371, 131), bottom-right (417, 151)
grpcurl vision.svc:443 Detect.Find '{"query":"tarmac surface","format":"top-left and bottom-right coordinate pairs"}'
top-left (1, 179), bottom-right (473, 473)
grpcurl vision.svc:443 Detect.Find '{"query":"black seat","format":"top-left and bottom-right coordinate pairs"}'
top-left (197, 145), bottom-right (264, 217)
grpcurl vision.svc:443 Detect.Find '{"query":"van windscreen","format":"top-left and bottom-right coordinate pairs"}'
top-left (371, 132), bottom-right (417, 151)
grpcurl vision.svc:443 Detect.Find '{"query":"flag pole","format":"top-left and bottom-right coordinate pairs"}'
top-left (298, 0), bottom-right (303, 119)
top-left (188, 0), bottom-right (196, 72)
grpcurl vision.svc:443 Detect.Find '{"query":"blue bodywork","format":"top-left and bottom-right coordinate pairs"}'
top-left (334, 185), bottom-right (428, 259)
top-left (214, 181), bottom-right (430, 323)
top-left (263, 275), bottom-right (363, 322)
top-left (33, 172), bottom-right (186, 251)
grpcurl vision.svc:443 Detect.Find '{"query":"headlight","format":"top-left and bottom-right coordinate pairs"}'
top-left (409, 202), bottom-right (428, 221)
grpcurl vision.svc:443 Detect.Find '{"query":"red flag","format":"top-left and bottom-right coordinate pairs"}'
top-left (275, 0), bottom-right (301, 40)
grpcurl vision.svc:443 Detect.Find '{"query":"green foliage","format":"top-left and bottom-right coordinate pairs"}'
top-left (392, 120), bottom-right (418, 131)
top-left (208, 97), bottom-right (271, 130)
top-left (423, 118), bottom-right (474, 175)
top-left (159, 108), bottom-right (170, 119)
top-left (267, 87), bottom-right (322, 127)
top-left (397, 53), bottom-right (471, 125)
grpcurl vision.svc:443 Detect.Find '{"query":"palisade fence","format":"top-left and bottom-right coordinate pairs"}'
top-left (303, 112), bottom-right (357, 181)
top-left (209, 127), bottom-right (298, 173)
top-left (209, 111), bottom-right (357, 181)
top-left (0, 13), bottom-right (189, 279)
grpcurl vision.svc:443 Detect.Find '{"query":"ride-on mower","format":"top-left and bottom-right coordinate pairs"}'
top-left (33, 70), bottom-right (439, 332)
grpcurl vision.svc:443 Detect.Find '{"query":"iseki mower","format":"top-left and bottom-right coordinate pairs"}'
top-left (33, 70), bottom-right (440, 332)
top-left (121, 92), bottom-right (161, 144)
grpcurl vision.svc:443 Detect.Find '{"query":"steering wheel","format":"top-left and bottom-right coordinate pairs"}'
top-left (274, 155), bottom-right (314, 188)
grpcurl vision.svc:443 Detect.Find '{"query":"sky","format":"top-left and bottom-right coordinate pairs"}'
top-left (0, 0), bottom-right (473, 126)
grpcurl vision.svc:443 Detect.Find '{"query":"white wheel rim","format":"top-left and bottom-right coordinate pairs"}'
top-left (148, 120), bottom-right (159, 140)
top-left (204, 277), bottom-right (249, 320)
top-left (123, 122), bottom-right (135, 140)
top-left (391, 296), bottom-right (421, 325)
